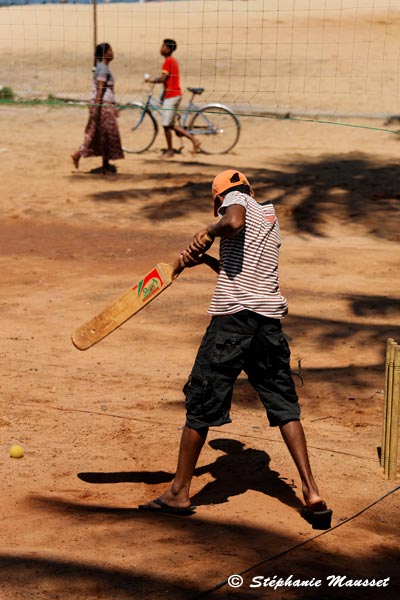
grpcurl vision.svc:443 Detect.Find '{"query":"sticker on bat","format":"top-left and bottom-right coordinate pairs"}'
top-left (134, 267), bottom-right (165, 302)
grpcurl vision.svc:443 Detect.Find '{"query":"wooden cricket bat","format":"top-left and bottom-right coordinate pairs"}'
top-left (71, 234), bottom-right (212, 351)
top-left (71, 260), bottom-right (181, 351)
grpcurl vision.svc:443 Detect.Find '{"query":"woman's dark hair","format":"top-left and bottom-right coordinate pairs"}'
top-left (163, 38), bottom-right (177, 53)
top-left (95, 43), bottom-right (111, 63)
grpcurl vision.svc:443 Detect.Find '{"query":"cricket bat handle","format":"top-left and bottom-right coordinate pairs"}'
top-left (203, 232), bottom-right (214, 244)
top-left (172, 232), bottom-right (214, 278)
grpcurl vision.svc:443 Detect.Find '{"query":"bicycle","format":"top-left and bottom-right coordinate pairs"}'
top-left (118, 85), bottom-right (241, 155)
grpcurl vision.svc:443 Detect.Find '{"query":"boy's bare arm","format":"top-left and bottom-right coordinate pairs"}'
top-left (146, 73), bottom-right (168, 84)
top-left (190, 205), bottom-right (246, 253)
top-left (202, 254), bottom-right (220, 273)
top-left (178, 204), bottom-right (245, 274)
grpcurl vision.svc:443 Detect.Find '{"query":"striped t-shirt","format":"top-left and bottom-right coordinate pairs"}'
top-left (208, 191), bottom-right (288, 318)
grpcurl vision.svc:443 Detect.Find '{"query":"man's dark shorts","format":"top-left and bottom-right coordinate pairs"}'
top-left (184, 310), bottom-right (300, 429)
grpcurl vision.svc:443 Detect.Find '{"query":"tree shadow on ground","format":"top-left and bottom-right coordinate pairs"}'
top-left (348, 295), bottom-right (400, 317)
top-left (253, 154), bottom-right (400, 241)
top-left (91, 178), bottom-right (212, 216)
top-left (286, 309), bottom-right (400, 352)
top-left (78, 437), bottom-right (302, 511)
top-left (1, 544), bottom-right (397, 600)
top-left (0, 553), bottom-right (195, 600)
top-left (9, 485), bottom-right (400, 600)
top-left (87, 153), bottom-right (400, 241)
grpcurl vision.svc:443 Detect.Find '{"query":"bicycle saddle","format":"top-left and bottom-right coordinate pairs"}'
top-left (187, 87), bottom-right (205, 95)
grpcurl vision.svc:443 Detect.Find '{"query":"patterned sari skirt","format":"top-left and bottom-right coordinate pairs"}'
top-left (80, 104), bottom-right (124, 161)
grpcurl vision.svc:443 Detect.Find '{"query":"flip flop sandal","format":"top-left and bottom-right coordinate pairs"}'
top-left (301, 502), bottom-right (333, 530)
top-left (138, 497), bottom-right (196, 516)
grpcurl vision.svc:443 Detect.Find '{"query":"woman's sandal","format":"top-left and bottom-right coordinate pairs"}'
top-left (102, 163), bottom-right (117, 174)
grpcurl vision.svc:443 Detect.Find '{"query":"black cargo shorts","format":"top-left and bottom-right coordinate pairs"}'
top-left (184, 310), bottom-right (300, 429)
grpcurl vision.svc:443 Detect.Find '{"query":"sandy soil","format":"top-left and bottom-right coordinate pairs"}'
top-left (0, 100), bottom-right (399, 600)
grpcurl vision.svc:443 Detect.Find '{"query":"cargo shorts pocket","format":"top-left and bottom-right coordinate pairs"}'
top-left (211, 331), bottom-right (250, 370)
top-left (263, 331), bottom-right (292, 371)
top-left (184, 376), bottom-right (214, 419)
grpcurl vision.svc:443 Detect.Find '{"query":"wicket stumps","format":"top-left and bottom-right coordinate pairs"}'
top-left (381, 338), bottom-right (400, 480)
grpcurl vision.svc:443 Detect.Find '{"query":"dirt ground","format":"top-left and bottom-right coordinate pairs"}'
top-left (0, 104), bottom-right (400, 600)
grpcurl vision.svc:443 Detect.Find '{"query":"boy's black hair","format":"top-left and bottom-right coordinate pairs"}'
top-left (163, 38), bottom-right (177, 53)
top-left (220, 184), bottom-right (251, 198)
top-left (95, 42), bottom-right (111, 62)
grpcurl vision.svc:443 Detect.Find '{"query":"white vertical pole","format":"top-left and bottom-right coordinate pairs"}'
top-left (93, 0), bottom-right (98, 68)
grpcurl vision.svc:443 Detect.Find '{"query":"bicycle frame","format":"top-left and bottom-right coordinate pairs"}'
top-left (140, 86), bottom-right (207, 132)
top-left (121, 84), bottom-right (240, 154)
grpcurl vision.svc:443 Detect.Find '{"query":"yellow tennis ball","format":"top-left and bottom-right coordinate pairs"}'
top-left (10, 444), bottom-right (24, 458)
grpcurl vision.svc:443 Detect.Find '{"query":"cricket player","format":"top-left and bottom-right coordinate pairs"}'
top-left (139, 169), bottom-right (332, 529)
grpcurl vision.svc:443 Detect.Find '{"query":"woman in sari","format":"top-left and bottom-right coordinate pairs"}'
top-left (72, 43), bottom-right (124, 174)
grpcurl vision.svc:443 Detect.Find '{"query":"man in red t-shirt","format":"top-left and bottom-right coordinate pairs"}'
top-left (146, 39), bottom-right (201, 159)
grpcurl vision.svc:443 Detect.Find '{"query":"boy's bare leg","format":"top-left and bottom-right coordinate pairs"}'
top-left (162, 126), bottom-right (175, 158)
top-left (173, 124), bottom-right (201, 153)
top-left (143, 425), bottom-right (208, 509)
top-left (279, 420), bottom-right (324, 508)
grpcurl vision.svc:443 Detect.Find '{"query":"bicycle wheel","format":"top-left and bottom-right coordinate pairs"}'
top-left (188, 104), bottom-right (240, 154)
top-left (119, 102), bottom-right (158, 153)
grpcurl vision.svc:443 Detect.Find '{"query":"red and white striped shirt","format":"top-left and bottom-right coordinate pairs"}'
top-left (208, 191), bottom-right (288, 318)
